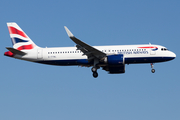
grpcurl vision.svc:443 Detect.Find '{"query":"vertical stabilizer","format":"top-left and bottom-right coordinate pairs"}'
top-left (7, 22), bottom-right (39, 50)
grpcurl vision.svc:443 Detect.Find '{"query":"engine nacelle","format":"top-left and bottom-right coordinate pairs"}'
top-left (104, 54), bottom-right (124, 65)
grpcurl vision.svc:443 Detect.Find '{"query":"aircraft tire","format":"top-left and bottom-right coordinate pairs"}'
top-left (93, 72), bottom-right (98, 78)
top-left (151, 69), bottom-right (155, 73)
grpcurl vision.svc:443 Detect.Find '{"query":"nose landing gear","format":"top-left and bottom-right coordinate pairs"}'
top-left (151, 69), bottom-right (155, 73)
top-left (151, 63), bottom-right (155, 73)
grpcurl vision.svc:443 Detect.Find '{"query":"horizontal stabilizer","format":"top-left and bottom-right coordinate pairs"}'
top-left (6, 47), bottom-right (26, 55)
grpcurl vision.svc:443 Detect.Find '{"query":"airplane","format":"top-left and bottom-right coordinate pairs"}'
top-left (4, 22), bottom-right (176, 78)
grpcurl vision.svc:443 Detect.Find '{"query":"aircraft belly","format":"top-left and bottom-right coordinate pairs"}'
top-left (36, 59), bottom-right (92, 66)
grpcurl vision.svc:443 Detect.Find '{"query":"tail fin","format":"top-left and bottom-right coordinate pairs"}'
top-left (7, 22), bottom-right (39, 50)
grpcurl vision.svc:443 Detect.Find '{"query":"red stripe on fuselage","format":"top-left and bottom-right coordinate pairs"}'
top-left (8, 26), bottom-right (28, 38)
top-left (138, 46), bottom-right (158, 49)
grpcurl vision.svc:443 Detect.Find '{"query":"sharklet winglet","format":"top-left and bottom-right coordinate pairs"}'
top-left (64, 26), bottom-right (74, 37)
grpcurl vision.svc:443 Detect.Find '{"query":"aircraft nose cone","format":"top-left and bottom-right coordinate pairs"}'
top-left (171, 52), bottom-right (176, 59)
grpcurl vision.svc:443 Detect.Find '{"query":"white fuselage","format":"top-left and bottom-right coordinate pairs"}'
top-left (15, 44), bottom-right (176, 66)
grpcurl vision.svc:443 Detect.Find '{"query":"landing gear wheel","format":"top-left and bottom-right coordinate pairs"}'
top-left (91, 67), bottom-right (97, 72)
top-left (93, 72), bottom-right (98, 78)
top-left (151, 69), bottom-right (155, 73)
top-left (150, 63), bottom-right (155, 73)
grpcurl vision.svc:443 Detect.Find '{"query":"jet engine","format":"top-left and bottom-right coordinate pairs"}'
top-left (103, 54), bottom-right (124, 65)
top-left (103, 54), bottom-right (125, 74)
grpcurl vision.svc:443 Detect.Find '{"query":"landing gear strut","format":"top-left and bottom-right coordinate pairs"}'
top-left (91, 67), bottom-right (97, 72)
top-left (151, 63), bottom-right (155, 73)
top-left (92, 59), bottom-right (99, 78)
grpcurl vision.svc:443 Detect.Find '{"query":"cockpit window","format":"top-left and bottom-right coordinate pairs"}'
top-left (161, 48), bottom-right (168, 51)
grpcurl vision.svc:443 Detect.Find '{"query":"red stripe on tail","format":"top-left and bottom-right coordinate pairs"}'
top-left (17, 44), bottom-right (34, 51)
top-left (8, 26), bottom-right (28, 38)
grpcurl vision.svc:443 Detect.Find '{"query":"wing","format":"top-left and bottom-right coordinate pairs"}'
top-left (64, 26), bottom-right (106, 61)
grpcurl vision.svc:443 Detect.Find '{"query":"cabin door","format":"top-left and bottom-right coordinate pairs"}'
top-left (37, 49), bottom-right (43, 59)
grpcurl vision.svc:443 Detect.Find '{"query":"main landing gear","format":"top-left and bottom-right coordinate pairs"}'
top-left (91, 58), bottom-right (100, 78)
top-left (92, 67), bottom-right (98, 78)
top-left (151, 63), bottom-right (155, 73)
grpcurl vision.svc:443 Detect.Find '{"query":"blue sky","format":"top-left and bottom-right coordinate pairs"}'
top-left (0, 0), bottom-right (180, 120)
